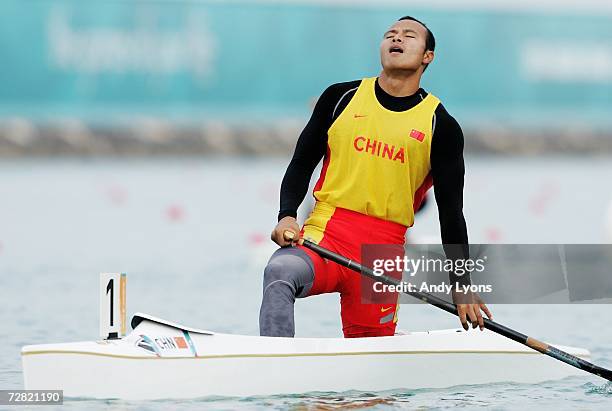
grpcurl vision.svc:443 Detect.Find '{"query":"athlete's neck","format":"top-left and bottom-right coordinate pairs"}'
top-left (378, 70), bottom-right (421, 97)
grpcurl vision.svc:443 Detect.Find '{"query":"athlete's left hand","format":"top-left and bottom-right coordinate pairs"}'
top-left (452, 290), bottom-right (492, 331)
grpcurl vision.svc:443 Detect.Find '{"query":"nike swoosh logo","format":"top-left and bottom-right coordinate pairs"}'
top-left (381, 306), bottom-right (394, 313)
top-left (354, 114), bottom-right (368, 118)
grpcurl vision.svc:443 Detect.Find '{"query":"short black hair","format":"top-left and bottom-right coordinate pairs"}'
top-left (398, 16), bottom-right (435, 72)
top-left (398, 16), bottom-right (435, 52)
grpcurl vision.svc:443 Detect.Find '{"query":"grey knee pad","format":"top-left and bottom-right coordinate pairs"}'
top-left (259, 247), bottom-right (315, 337)
top-left (262, 247), bottom-right (314, 299)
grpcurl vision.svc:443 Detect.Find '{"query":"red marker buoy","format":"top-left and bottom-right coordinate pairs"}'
top-left (165, 205), bottom-right (185, 222)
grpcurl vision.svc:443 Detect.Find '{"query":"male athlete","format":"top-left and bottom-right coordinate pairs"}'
top-left (260, 16), bottom-right (492, 338)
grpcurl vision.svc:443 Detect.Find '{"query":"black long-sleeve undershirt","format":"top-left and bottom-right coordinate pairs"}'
top-left (278, 79), bottom-right (469, 271)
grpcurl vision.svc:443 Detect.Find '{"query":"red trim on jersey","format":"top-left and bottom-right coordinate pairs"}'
top-left (312, 145), bottom-right (331, 195)
top-left (413, 172), bottom-right (433, 213)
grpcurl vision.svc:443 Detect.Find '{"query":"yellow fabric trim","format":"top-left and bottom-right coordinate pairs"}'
top-left (302, 202), bottom-right (336, 244)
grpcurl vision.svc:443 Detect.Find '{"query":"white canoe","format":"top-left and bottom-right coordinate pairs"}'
top-left (22, 313), bottom-right (591, 400)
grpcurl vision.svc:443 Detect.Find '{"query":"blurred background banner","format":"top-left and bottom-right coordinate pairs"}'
top-left (1, 0), bottom-right (612, 154)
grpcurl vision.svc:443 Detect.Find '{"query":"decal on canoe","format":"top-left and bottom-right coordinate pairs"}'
top-left (135, 334), bottom-right (196, 357)
top-left (136, 335), bottom-right (160, 356)
top-left (183, 330), bottom-right (198, 356)
top-left (154, 336), bottom-right (180, 351)
top-left (174, 336), bottom-right (188, 349)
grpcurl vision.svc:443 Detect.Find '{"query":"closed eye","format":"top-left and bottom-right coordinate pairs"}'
top-left (384, 30), bottom-right (398, 39)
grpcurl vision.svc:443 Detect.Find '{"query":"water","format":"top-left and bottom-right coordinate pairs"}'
top-left (1, 156), bottom-right (611, 410)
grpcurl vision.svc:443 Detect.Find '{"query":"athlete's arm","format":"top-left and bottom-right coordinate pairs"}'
top-left (430, 104), bottom-right (469, 264)
top-left (431, 105), bottom-right (492, 329)
top-left (272, 81), bottom-right (359, 246)
top-left (277, 81), bottom-right (360, 221)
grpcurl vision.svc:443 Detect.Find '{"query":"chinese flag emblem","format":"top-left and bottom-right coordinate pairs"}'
top-left (174, 336), bottom-right (188, 349)
top-left (410, 129), bottom-right (425, 142)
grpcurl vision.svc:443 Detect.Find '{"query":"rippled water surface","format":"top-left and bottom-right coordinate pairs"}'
top-left (1, 157), bottom-right (611, 410)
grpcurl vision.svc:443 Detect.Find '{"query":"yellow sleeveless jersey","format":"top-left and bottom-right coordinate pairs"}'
top-left (309, 77), bottom-right (440, 228)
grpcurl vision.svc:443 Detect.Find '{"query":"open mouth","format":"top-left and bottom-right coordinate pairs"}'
top-left (389, 46), bottom-right (403, 54)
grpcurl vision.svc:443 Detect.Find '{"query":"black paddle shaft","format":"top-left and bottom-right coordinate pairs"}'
top-left (299, 237), bottom-right (612, 382)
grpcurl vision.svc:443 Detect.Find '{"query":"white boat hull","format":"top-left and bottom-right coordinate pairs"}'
top-left (22, 313), bottom-right (591, 400)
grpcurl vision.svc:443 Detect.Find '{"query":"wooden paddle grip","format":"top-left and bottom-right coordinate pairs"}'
top-left (526, 337), bottom-right (549, 353)
top-left (283, 230), bottom-right (296, 241)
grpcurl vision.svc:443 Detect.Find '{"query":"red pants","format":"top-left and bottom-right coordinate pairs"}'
top-left (300, 205), bottom-right (407, 338)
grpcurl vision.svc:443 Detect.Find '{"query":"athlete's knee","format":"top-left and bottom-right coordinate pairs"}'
top-left (263, 259), bottom-right (290, 285)
top-left (262, 250), bottom-right (313, 297)
top-left (263, 261), bottom-right (297, 297)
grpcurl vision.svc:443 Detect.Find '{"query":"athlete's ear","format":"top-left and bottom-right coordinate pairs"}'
top-left (423, 50), bottom-right (434, 65)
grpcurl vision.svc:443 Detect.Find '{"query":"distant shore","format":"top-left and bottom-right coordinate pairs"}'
top-left (1, 119), bottom-right (611, 156)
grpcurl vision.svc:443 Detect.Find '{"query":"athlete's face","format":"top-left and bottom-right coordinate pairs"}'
top-left (380, 20), bottom-right (433, 73)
